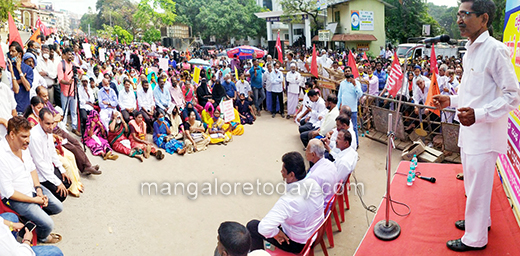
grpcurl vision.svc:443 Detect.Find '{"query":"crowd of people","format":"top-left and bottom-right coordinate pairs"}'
top-left (0, 24), bottom-right (466, 254)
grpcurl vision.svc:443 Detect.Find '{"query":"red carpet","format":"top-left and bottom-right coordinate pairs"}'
top-left (355, 162), bottom-right (520, 255)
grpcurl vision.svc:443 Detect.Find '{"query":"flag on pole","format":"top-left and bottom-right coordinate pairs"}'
top-left (430, 43), bottom-right (438, 75)
top-left (28, 29), bottom-right (41, 44)
top-left (275, 31), bottom-right (283, 63)
top-left (387, 52), bottom-right (404, 97)
top-left (362, 52), bottom-right (368, 60)
top-left (311, 44), bottom-right (318, 78)
top-left (8, 12), bottom-right (23, 47)
top-left (348, 50), bottom-right (359, 78)
top-left (234, 66), bottom-right (239, 81)
top-left (425, 71), bottom-right (441, 116)
top-left (0, 45), bottom-right (6, 69)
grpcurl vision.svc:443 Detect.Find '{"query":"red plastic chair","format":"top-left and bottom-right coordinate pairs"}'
top-left (266, 211), bottom-right (331, 256)
top-left (323, 186), bottom-right (342, 248)
top-left (336, 174), bottom-right (351, 223)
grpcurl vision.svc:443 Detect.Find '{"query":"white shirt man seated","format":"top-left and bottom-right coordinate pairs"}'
top-left (306, 139), bottom-right (340, 209)
top-left (334, 129), bottom-right (358, 182)
top-left (324, 115), bottom-right (357, 161)
top-left (0, 116), bottom-right (63, 243)
top-left (247, 152), bottom-right (324, 254)
top-left (28, 108), bottom-right (71, 202)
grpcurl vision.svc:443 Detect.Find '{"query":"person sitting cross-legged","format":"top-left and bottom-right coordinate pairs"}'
top-left (247, 152), bottom-right (324, 254)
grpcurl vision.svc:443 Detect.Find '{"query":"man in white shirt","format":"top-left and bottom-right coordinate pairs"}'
top-left (247, 152), bottom-right (324, 254)
top-left (28, 109), bottom-right (71, 202)
top-left (302, 94), bottom-right (339, 147)
top-left (412, 66), bottom-right (431, 99)
top-left (298, 89), bottom-right (326, 134)
top-left (35, 45), bottom-right (57, 105)
top-left (0, 116), bottom-right (63, 243)
top-left (119, 79), bottom-right (137, 123)
top-left (137, 80), bottom-right (156, 130)
top-left (270, 63), bottom-right (284, 118)
top-left (236, 73), bottom-right (253, 103)
top-left (286, 64), bottom-right (304, 118)
top-left (305, 139), bottom-right (339, 210)
top-left (0, 72), bottom-right (17, 138)
top-left (434, 0), bottom-right (520, 251)
top-left (333, 129), bottom-right (358, 182)
top-left (324, 115), bottom-right (357, 161)
top-left (78, 76), bottom-right (96, 134)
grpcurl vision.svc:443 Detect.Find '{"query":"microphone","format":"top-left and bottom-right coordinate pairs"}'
top-left (417, 175), bottom-right (436, 183)
top-left (422, 35), bottom-right (450, 44)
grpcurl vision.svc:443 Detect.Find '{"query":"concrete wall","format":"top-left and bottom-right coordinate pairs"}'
top-left (326, 0), bottom-right (386, 56)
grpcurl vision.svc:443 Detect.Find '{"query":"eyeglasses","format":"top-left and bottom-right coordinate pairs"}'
top-left (457, 11), bottom-right (481, 20)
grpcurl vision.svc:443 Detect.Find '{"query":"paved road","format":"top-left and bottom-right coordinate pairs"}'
top-left (50, 113), bottom-right (401, 256)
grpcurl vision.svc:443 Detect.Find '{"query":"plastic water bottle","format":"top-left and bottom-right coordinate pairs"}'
top-left (412, 154), bottom-right (418, 169)
top-left (265, 241), bottom-right (275, 251)
top-left (411, 166), bottom-right (416, 181)
top-left (407, 169), bottom-right (414, 186)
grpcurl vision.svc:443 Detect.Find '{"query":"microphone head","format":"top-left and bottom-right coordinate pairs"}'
top-left (440, 35), bottom-right (450, 42)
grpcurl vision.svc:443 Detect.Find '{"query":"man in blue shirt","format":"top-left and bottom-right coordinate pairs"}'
top-left (221, 74), bottom-right (237, 100)
top-left (154, 77), bottom-right (175, 120)
top-left (249, 59), bottom-right (265, 115)
top-left (7, 42), bottom-right (34, 114)
top-left (373, 62), bottom-right (387, 91)
top-left (98, 78), bottom-right (119, 131)
top-left (337, 70), bottom-right (362, 144)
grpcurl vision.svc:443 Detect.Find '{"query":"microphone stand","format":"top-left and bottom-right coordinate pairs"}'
top-left (374, 113), bottom-right (401, 240)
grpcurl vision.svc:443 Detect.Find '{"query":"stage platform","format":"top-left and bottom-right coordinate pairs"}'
top-left (354, 162), bottom-right (520, 255)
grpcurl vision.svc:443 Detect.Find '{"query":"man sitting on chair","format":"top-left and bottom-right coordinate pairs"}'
top-left (333, 129), bottom-right (358, 182)
top-left (247, 152), bottom-right (324, 254)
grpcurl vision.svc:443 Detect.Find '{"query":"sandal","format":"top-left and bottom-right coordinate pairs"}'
top-left (456, 173), bottom-right (464, 180)
top-left (42, 233), bottom-right (62, 244)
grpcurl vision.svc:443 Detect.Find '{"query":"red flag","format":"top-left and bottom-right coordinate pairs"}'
top-left (425, 71), bottom-right (441, 116)
top-left (311, 44), bottom-right (318, 78)
top-left (348, 50), bottom-right (359, 78)
top-left (430, 43), bottom-right (438, 75)
top-left (116, 36), bottom-right (119, 44)
top-left (363, 52), bottom-right (368, 60)
top-left (387, 52), bottom-right (404, 97)
top-left (275, 31), bottom-right (283, 63)
top-left (0, 45), bottom-right (5, 69)
top-left (8, 12), bottom-right (23, 47)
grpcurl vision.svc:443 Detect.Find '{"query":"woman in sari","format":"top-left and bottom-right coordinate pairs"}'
top-left (184, 110), bottom-right (210, 154)
top-left (153, 110), bottom-right (186, 155)
top-left (108, 111), bottom-right (144, 162)
top-left (207, 108), bottom-right (232, 144)
top-left (222, 108), bottom-right (244, 136)
top-left (181, 102), bottom-right (202, 123)
top-left (148, 71), bottom-right (158, 90)
top-left (182, 80), bottom-right (196, 105)
top-left (201, 102), bottom-right (214, 125)
top-left (129, 111), bottom-right (164, 160)
top-left (235, 93), bottom-right (255, 125)
top-left (23, 96), bottom-right (45, 127)
top-left (84, 111), bottom-right (118, 160)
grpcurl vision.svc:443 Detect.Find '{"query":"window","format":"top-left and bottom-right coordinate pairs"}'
top-left (334, 11), bottom-right (340, 23)
top-left (294, 29), bottom-right (304, 36)
top-left (263, 0), bottom-right (273, 10)
top-left (285, 34), bottom-right (289, 40)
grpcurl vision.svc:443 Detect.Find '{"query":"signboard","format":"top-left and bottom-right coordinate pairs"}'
top-left (159, 58), bottom-right (169, 70)
top-left (357, 43), bottom-right (370, 52)
top-left (317, 0), bottom-right (328, 11)
top-left (318, 30), bottom-right (331, 41)
top-left (351, 11), bottom-right (360, 31)
top-left (266, 14), bottom-right (308, 22)
top-left (82, 43), bottom-right (92, 59)
top-left (359, 11), bottom-right (374, 31)
top-left (220, 100), bottom-right (235, 123)
top-left (422, 25), bottom-right (431, 36)
top-left (498, 0), bottom-right (520, 226)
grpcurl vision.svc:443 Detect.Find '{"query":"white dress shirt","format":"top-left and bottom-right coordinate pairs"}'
top-left (413, 83), bottom-right (430, 105)
top-left (0, 138), bottom-right (36, 199)
top-left (28, 124), bottom-right (66, 187)
top-left (270, 70), bottom-right (284, 93)
top-left (36, 57), bottom-right (57, 88)
top-left (236, 80), bottom-right (252, 96)
top-left (330, 125), bottom-right (357, 152)
top-left (78, 85), bottom-right (95, 111)
top-left (258, 178), bottom-right (324, 244)
top-left (307, 158), bottom-right (339, 209)
top-left (137, 88), bottom-right (155, 112)
top-left (308, 97), bottom-right (327, 128)
top-left (319, 106), bottom-right (339, 136)
top-left (286, 71), bottom-right (303, 94)
top-left (0, 216), bottom-right (35, 256)
top-left (334, 146), bottom-right (358, 181)
top-left (263, 70), bottom-right (273, 92)
top-left (450, 30), bottom-right (520, 155)
top-left (0, 82), bottom-right (17, 138)
top-left (29, 71), bottom-right (47, 99)
top-left (119, 88), bottom-right (137, 111)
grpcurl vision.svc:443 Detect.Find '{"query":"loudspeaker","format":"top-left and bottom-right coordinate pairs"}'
top-left (162, 37), bottom-right (169, 47)
top-left (268, 40), bottom-right (284, 61)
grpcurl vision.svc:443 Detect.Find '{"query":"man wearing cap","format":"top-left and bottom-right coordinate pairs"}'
top-left (24, 52), bottom-right (46, 100)
top-left (36, 45), bottom-right (58, 105)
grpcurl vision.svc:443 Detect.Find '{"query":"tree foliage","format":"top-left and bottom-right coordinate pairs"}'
top-left (143, 28), bottom-right (161, 43)
top-left (279, 0), bottom-right (321, 35)
top-left (134, 0), bottom-right (177, 30)
top-left (385, 0), bottom-right (443, 44)
top-left (114, 25), bottom-right (134, 44)
top-left (0, 0), bottom-right (19, 23)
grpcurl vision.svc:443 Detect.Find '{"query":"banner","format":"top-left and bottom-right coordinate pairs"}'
top-left (99, 48), bottom-right (106, 62)
top-left (82, 43), bottom-right (92, 59)
top-left (498, 0), bottom-right (520, 226)
top-left (220, 100), bottom-right (235, 123)
top-left (159, 58), bottom-right (169, 70)
top-left (193, 66), bottom-right (201, 84)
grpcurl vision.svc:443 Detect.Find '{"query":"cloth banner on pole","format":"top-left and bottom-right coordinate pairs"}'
top-left (159, 58), bottom-right (169, 70)
top-left (82, 43), bottom-right (92, 59)
top-left (387, 52), bottom-right (404, 97)
top-left (220, 100), bottom-right (235, 123)
top-left (193, 66), bottom-right (201, 84)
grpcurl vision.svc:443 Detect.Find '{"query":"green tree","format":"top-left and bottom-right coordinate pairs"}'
top-left (491, 0), bottom-right (506, 40)
top-left (385, 0), bottom-right (443, 44)
top-left (279, 0), bottom-right (321, 36)
top-left (134, 0), bottom-right (177, 29)
top-left (0, 0), bottom-right (19, 23)
top-left (143, 28), bottom-right (161, 43)
top-left (114, 25), bottom-right (134, 44)
top-left (79, 7), bottom-right (97, 34)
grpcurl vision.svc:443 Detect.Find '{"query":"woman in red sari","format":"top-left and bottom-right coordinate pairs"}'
top-left (128, 111), bottom-right (164, 160)
top-left (108, 111), bottom-right (144, 162)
